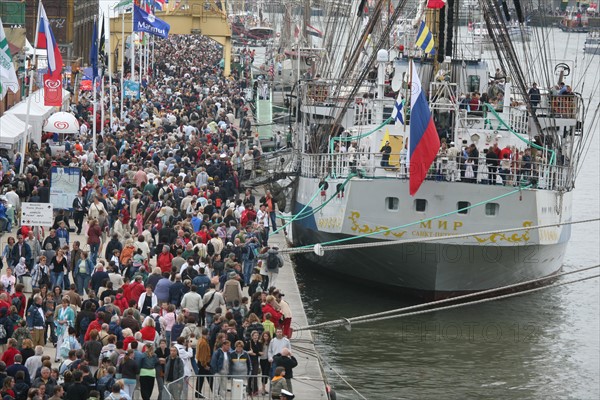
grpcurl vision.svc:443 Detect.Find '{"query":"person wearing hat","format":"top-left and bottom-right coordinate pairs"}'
top-left (222, 271), bottom-right (243, 308)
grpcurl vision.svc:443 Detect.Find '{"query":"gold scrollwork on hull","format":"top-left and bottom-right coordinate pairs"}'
top-left (348, 211), bottom-right (407, 238)
top-left (473, 221), bottom-right (532, 244)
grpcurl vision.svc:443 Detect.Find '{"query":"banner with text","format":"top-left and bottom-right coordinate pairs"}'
top-left (133, 5), bottom-right (170, 39)
top-left (124, 79), bottom-right (140, 99)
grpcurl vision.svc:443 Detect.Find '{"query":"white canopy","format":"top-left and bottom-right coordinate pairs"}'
top-left (4, 88), bottom-right (70, 145)
top-left (43, 111), bottom-right (80, 134)
top-left (0, 114), bottom-right (33, 146)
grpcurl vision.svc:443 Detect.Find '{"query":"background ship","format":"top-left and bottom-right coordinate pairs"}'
top-left (274, 0), bottom-right (598, 299)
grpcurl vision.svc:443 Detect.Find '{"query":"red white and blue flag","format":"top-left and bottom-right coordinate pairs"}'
top-left (409, 60), bottom-right (440, 195)
top-left (306, 24), bottom-right (323, 38)
top-left (37, 2), bottom-right (63, 106)
top-left (154, 0), bottom-right (167, 11)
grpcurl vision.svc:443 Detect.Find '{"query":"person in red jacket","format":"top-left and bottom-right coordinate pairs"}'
top-left (114, 289), bottom-right (129, 313)
top-left (0, 338), bottom-right (21, 367)
top-left (156, 245), bottom-right (174, 274)
top-left (262, 295), bottom-right (283, 328)
top-left (241, 204), bottom-right (257, 227)
top-left (84, 312), bottom-right (105, 341)
top-left (139, 317), bottom-right (157, 342)
top-left (129, 275), bottom-right (146, 303)
top-left (123, 328), bottom-right (136, 350)
top-left (10, 284), bottom-right (27, 317)
top-left (122, 277), bottom-right (132, 302)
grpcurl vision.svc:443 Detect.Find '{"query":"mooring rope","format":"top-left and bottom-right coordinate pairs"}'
top-left (295, 264), bottom-right (600, 331)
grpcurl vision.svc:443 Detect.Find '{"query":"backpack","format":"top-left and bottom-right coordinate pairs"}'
top-left (60, 336), bottom-right (74, 358)
top-left (232, 307), bottom-right (243, 327)
top-left (154, 315), bottom-right (162, 335)
top-left (16, 180), bottom-right (27, 196)
top-left (11, 295), bottom-right (22, 312)
top-left (267, 252), bottom-right (282, 270)
top-left (207, 241), bottom-right (215, 256)
top-left (100, 348), bottom-right (116, 363)
top-left (14, 382), bottom-right (28, 400)
top-left (79, 315), bottom-right (91, 336)
top-left (182, 266), bottom-right (198, 281)
top-left (97, 374), bottom-right (116, 400)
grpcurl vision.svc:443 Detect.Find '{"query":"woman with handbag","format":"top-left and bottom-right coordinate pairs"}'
top-left (54, 296), bottom-right (75, 362)
top-left (49, 249), bottom-right (68, 289)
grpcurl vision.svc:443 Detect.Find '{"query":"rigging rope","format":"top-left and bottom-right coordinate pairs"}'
top-left (269, 175), bottom-right (329, 237)
top-left (277, 173), bottom-right (357, 221)
top-left (483, 104), bottom-right (556, 165)
top-left (295, 264), bottom-right (600, 331)
top-left (329, 117), bottom-right (393, 153)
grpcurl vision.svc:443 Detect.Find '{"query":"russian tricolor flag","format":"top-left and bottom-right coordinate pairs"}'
top-left (37, 2), bottom-right (63, 106)
top-left (409, 60), bottom-right (440, 195)
top-left (37, 3), bottom-right (62, 75)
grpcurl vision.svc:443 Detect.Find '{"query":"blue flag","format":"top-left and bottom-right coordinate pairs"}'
top-left (133, 5), bottom-right (170, 39)
top-left (90, 20), bottom-right (98, 80)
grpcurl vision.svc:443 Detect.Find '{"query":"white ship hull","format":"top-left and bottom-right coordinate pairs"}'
top-left (292, 176), bottom-right (572, 297)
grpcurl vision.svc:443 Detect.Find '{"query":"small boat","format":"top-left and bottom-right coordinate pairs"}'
top-left (583, 30), bottom-right (600, 54)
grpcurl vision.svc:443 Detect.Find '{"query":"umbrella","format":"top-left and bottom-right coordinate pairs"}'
top-left (43, 111), bottom-right (80, 134)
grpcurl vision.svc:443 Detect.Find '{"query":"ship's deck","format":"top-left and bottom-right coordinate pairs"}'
top-left (299, 152), bottom-right (573, 191)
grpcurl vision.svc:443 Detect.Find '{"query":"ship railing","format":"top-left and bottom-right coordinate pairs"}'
top-left (456, 106), bottom-right (530, 136)
top-left (299, 152), bottom-right (573, 190)
top-left (424, 157), bottom-right (573, 190)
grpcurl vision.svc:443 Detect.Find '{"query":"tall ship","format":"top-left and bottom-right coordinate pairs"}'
top-left (277, 0), bottom-right (597, 299)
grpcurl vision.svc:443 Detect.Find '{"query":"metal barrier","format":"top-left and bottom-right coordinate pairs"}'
top-left (162, 374), bottom-right (312, 400)
top-left (298, 152), bottom-right (574, 191)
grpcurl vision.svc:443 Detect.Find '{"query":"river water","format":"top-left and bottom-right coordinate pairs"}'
top-left (294, 30), bottom-right (600, 399)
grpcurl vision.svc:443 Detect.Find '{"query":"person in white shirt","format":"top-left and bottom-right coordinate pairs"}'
top-left (180, 287), bottom-right (203, 319)
top-left (174, 337), bottom-right (194, 400)
top-left (256, 204), bottom-right (270, 244)
top-left (268, 328), bottom-right (291, 364)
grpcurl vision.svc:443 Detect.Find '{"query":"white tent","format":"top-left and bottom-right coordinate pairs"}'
top-left (0, 114), bottom-right (33, 156)
top-left (44, 111), bottom-right (80, 134)
top-left (4, 88), bottom-right (70, 145)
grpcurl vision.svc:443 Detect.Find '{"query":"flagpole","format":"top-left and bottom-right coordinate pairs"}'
top-left (19, 0), bottom-right (42, 175)
top-left (100, 15), bottom-right (105, 138)
top-left (138, 33), bottom-right (142, 84)
top-left (130, 8), bottom-right (134, 82)
top-left (144, 37), bottom-right (150, 82)
top-left (108, 15), bottom-right (114, 133)
top-left (151, 35), bottom-right (154, 76)
top-left (120, 9), bottom-right (125, 119)
top-left (92, 15), bottom-right (98, 153)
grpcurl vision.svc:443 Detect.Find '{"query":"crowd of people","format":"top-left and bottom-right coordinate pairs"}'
top-left (0, 34), bottom-right (298, 400)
